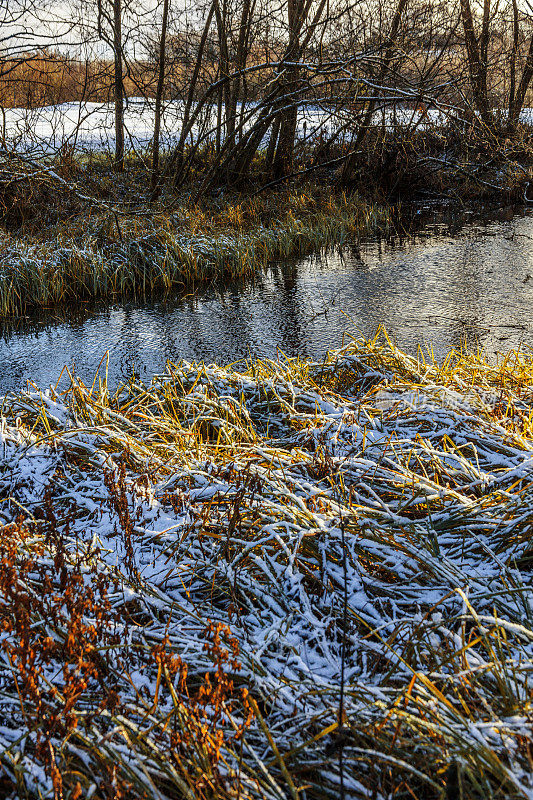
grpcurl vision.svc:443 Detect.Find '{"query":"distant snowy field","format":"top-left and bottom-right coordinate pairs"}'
top-left (2, 98), bottom-right (190, 155)
top-left (2, 98), bottom-right (532, 156)
top-left (2, 98), bottom-right (334, 155)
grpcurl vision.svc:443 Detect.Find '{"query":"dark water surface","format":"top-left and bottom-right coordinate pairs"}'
top-left (2, 206), bottom-right (533, 392)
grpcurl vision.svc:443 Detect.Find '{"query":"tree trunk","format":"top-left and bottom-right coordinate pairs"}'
top-left (509, 33), bottom-right (533, 128)
top-left (213, 0), bottom-right (232, 147)
top-left (272, 0), bottom-right (301, 178)
top-left (113, 0), bottom-right (124, 171)
top-left (272, 104), bottom-right (298, 178)
top-left (151, 0), bottom-right (170, 190)
top-left (459, 0), bottom-right (491, 125)
top-left (508, 0), bottom-right (519, 121)
top-left (226, 0), bottom-right (254, 152)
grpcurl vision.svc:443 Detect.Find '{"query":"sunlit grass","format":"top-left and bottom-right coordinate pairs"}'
top-left (0, 188), bottom-right (388, 317)
top-left (1, 329), bottom-right (533, 797)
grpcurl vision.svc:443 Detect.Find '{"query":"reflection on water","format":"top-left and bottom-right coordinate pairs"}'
top-left (2, 207), bottom-right (533, 392)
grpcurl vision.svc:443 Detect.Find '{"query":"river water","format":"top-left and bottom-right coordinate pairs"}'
top-left (2, 206), bottom-right (533, 392)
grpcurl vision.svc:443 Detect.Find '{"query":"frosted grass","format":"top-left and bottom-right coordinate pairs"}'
top-left (0, 329), bottom-right (532, 797)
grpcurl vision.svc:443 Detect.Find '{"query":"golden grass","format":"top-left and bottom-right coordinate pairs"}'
top-left (0, 329), bottom-right (533, 797)
top-left (0, 188), bottom-right (387, 316)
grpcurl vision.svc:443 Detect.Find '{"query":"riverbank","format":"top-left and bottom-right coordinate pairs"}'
top-left (3, 119), bottom-right (533, 319)
top-left (1, 330), bottom-right (532, 798)
top-left (0, 183), bottom-right (388, 317)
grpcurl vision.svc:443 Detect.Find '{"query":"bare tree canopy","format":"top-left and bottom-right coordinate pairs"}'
top-left (1, 0), bottom-right (533, 195)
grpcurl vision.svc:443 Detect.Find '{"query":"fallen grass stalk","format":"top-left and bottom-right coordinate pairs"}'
top-left (0, 328), bottom-right (533, 797)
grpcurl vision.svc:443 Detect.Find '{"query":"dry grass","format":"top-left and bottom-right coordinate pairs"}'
top-left (0, 185), bottom-right (387, 316)
top-left (0, 329), bottom-right (533, 797)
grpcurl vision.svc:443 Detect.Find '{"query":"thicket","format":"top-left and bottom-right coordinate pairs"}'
top-left (2, 0), bottom-right (533, 200)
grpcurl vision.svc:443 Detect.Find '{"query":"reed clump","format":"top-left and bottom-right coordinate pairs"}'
top-left (0, 183), bottom-right (388, 317)
top-left (1, 328), bottom-right (533, 798)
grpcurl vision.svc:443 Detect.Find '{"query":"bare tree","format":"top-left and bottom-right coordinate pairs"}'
top-left (96, 0), bottom-right (125, 169)
top-left (151, 0), bottom-right (170, 187)
top-left (458, 0), bottom-right (533, 129)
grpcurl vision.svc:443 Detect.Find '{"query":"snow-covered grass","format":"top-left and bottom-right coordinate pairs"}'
top-left (1, 328), bottom-right (533, 798)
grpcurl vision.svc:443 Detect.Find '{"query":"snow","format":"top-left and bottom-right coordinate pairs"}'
top-left (3, 97), bottom-right (529, 156)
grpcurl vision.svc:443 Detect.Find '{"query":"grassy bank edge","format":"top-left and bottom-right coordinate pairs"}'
top-left (0, 189), bottom-right (389, 317)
